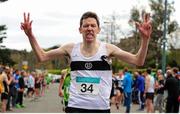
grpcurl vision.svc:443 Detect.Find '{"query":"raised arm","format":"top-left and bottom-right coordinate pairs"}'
top-left (108, 13), bottom-right (152, 66)
top-left (20, 13), bottom-right (72, 62)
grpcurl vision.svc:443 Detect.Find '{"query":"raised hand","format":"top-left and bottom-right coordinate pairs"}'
top-left (21, 12), bottom-right (33, 36)
top-left (135, 13), bottom-right (152, 39)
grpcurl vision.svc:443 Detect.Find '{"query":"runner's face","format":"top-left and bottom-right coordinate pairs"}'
top-left (79, 18), bottom-right (100, 43)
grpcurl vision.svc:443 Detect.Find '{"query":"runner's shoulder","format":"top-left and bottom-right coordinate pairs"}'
top-left (61, 42), bottom-right (75, 49)
top-left (61, 42), bottom-right (75, 55)
top-left (105, 43), bottom-right (120, 57)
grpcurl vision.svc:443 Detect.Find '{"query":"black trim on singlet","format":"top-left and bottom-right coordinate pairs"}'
top-left (70, 60), bottom-right (111, 71)
top-left (65, 107), bottom-right (110, 113)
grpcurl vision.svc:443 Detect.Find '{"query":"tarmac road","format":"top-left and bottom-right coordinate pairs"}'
top-left (11, 83), bottom-right (147, 113)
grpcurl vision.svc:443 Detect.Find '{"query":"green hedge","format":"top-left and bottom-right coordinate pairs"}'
top-left (48, 69), bottom-right (61, 74)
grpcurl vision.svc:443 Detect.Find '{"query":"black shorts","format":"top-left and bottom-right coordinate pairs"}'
top-left (117, 87), bottom-right (123, 93)
top-left (65, 107), bottom-right (110, 113)
top-left (110, 88), bottom-right (115, 98)
top-left (35, 83), bottom-right (41, 88)
top-left (146, 92), bottom-right (154, 100)
top-left (27, 88), bottom-right (34, 93)
top-left (1, 92), bottom-right (8, 101)
top-left (64, 101), bottom-right (68, 107)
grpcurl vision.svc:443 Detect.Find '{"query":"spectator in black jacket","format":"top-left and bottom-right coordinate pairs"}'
top-left (172, 67), bottom-right (180, 109)
top-left (164, 69), bottom-right (179, 113)
top-left (177, 72), bottom-right (180, 103)
top-left (16, 71), bottom-right (26, 108)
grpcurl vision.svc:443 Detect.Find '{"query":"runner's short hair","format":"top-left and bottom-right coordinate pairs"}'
top-left (80, 11), bottom-right (100, 27)
top-left (146, 67), bottom-right (152, 74)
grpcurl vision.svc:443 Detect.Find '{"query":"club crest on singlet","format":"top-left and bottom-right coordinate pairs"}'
top-left (84, 62), bottom-right (93, 69)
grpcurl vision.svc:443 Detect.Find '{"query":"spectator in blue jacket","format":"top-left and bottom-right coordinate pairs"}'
top-left (123, 68), bottom-right (133, 113)
top-left (134, 71), bottom-right (145, 111)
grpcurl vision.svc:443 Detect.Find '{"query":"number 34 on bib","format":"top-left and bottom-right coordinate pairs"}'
top-left (76, 76), bottom-right (101, 95)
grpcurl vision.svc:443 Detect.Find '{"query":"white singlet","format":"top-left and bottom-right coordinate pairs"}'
top-left (68, 42), bottom-right (112, 109)
top-left (147, 75), bottom-right (155, 93)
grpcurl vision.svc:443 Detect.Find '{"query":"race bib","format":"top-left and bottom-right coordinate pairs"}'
top-left (76, 76), bottom-right (100, 95)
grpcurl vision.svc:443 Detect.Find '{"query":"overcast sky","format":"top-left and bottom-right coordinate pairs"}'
top-left (0, 0), bottom-right (179, 51)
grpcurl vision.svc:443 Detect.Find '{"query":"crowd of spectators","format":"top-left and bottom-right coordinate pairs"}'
top-left (0, 65), bottom-right (51, 113)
